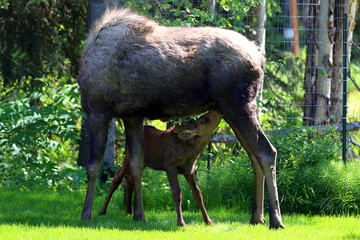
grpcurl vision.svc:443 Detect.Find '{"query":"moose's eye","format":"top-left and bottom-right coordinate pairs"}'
top-left (204, 117), bottom-right (210, 123)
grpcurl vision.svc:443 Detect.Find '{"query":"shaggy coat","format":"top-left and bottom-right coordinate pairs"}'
top-left (77, 8), bottom-right (284, 229)
top-left (78, 8), bottom-right (264, 120)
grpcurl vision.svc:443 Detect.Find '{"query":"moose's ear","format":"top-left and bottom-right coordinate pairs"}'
top-left (177, 129), bottom-right (197, 140)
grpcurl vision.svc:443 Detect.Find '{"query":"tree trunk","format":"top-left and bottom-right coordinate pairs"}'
top-left (77, 117), bottom-right (90, 167)
top-left (1, 4), bottom-right (14, 86)
top-left (99, 118), bottom-right (116, 183)
top-left (203, 0), bottom-right (216, 13)
top-left (330, 0), bottom-right (344, 123)
top-left (303, 0), bottom-right (319, 125)
top-left (247, 0), bottom-right (267, 117)
top-left (87, 0), bottom-right (125, 32)
top-left (330, 0), bottom-right (358, 123)
top-left (1, 46), bottom-right (13, 86)
top-left (314, 0), bottom-right (334, 125)
top-left (345, 0), bottom-right (359, 70)
top-left (77, 0), bottom-right (124, 170)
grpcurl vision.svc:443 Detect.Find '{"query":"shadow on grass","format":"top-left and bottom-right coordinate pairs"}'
top-left (0, 188), bottom-right (251, 231)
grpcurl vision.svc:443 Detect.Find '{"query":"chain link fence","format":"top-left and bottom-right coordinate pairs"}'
top-left (101, 0), bottom-right (360, 160)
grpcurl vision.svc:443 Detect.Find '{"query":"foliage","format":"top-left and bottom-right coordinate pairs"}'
top-left (259, 48), bottom-right (306, 130)
top-left (272, 126), bottom-right (360, 215)
top-left (2, 73), bottom-right (358, 215)
top-left (95, 123), bottom-right (360, 216)
top-left (126, 0), bottom-right (259, 31)
top-left (0, 0), bottom-right (359, 221)
top-left (0, 0), bottom-right (87, 85)
top-left (0, 76), bottom-right (86, 190)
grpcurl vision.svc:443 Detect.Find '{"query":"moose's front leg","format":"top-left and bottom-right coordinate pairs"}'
top-left (249, 155), bottom-right (266, 225)
top-left (123, 117), bottom-right (146, 221)
top-left (220, 101), bottom-right (284, 229)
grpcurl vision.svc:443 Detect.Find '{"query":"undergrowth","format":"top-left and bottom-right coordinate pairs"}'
top-left (1, 76), bottom-right (360, 217)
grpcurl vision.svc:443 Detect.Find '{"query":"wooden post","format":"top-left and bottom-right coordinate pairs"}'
top-left (290, 0), bottom-right (300, 56)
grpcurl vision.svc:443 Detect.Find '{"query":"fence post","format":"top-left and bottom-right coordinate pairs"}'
top-left (342, 13), bottom-right (348, 164)
top-left (207, 143), bottom-right (212, 172)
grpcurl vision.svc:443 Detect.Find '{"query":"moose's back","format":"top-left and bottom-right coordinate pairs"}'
top-left (77, 8), bottom-right (264, 121)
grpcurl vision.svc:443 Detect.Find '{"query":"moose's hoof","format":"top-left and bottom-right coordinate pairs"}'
top-left (250, 217), bottom-right (266, 225)
top-left (269, 217), bottom-right (285, 229)
top-left (177, 220), bottom-right (186, 227)
top-left (81, 211), bottom-right (92, 220)
top-left (133, 213), bottom-right (146, 222)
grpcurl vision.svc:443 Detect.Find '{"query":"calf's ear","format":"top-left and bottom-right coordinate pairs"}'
top-left (177, 129), bottom-right (197, 140)
top-left (173, 125), bottom-right (187, 134)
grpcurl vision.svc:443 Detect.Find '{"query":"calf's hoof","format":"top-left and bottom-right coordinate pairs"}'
top-left (97, 209), bottom-right (106, 216)
top-left (250, 217), bottom-right (266, 225)
top-left (205, 219), bottom-right (214, 226)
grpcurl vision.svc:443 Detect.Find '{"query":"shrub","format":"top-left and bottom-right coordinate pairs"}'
top-left (0, 76), bottom-right (86, 190)
top-left (100, 127), bottom-right (360, 216)
top-left (272, 127), bottom-right (360, 215)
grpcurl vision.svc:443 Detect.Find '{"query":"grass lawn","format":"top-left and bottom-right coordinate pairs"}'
top-left (0, 188), bottom-right (359, 240)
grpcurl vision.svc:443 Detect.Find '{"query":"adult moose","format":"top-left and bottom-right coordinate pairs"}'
top-left (77, 8), bottom-right (284, 229)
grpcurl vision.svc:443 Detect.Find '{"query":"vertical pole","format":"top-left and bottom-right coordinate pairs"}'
top-left (342, 13), bottom-right (348, 164)
top-left (290, 0), bottom-right (300, 56)
top-left (207, 143), bottom-right (212, 172)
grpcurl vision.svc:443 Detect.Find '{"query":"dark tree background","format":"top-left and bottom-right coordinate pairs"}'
top-left (0, 0), bottom-right (87, 85)
top-left (77, 0), bottom-right (127, 178)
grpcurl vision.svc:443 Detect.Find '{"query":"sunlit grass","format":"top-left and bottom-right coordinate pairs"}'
top-left (349, 61), bottom-right (360, 122)
top-left (348, 90), bottom-right (360, 122)
top-left (0, 188), bottom-right (359, 239)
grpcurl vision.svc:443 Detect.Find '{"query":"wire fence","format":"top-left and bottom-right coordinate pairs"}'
top-left (107, 0), bottom-right (359, 159)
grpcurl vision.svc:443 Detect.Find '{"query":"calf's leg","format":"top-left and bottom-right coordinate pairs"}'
top-left (123, 117), bottom-right (146, 221)
top-left (81, 113), bottom-right (112, 220)
top-left (184, 173), bottom-right (213, 226)
top-left (98, 159), bottom-right (130, 215)
top-left (166, 169), bottom-right (186, 226)
top-left (125, 174), bottom-right (134, 215)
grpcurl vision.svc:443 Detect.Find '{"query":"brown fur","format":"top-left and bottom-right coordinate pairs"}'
top-left (78, 8), bottom-right (284, 229)
top-left (98, 109), bottom-right (222, 226)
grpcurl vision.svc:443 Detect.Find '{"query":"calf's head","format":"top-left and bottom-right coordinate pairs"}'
top-left (173, 108), bottom-right (223, 140)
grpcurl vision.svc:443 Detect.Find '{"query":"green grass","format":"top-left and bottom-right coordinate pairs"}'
top-left (349, 61), bottom-right (360, 122)
top-left (348, 90), bottom-right (360, 122)
top-left (1, 188), bottom-right (360, 239)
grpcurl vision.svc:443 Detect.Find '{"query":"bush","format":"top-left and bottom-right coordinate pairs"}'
top-left (272, 127), bottom-right (360, 215)
top-left (0, 76), bottom-right (86, 190)
top-left (1, 76), bottom-right (359, 216)
top-left (99, 127), bottom-right (360, 216)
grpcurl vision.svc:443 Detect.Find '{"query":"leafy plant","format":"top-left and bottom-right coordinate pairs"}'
top-left (0, 76), bottom-right (84, 189)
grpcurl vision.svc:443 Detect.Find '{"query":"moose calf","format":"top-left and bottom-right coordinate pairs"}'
top-left (98, 109), bottom-right (222, 226)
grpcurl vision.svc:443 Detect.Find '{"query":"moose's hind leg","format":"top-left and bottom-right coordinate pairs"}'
top-left (123, 117), bottom-right (146, 222)
top-left (81, 113), bottom-right (112, 220)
